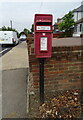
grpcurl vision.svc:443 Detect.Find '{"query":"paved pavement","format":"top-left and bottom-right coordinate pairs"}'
top-left (0, 41), bottom-right (29, 118)
top-left (0, 41), bottom-right (23, 57)
top-left (2, 68), bottom-right (28, 118)
top-left (2, 41), bottom-right (29, 70)
top-left (0, 57), bottom-right (2, 120)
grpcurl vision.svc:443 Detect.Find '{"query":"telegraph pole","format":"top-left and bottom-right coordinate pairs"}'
top-left (10, 20), bottom-right (12, 29)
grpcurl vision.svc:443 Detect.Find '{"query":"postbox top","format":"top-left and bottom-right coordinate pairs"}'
top-left (34, 14), bottom-right (52, 23)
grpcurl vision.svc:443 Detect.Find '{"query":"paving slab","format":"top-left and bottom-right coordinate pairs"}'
top-left (2, 68), bottom-right (28, 118)
top-left (2, 41), bottom-right (29, 70)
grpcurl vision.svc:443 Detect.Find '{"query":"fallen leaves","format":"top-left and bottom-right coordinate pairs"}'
top-left (39, 90), bottom-right (82, 119)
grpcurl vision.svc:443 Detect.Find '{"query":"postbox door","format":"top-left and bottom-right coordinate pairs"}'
top-left (34, 32), bottom-right (52, 58)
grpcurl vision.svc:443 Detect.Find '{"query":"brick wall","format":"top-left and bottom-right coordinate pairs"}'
top-left (29, 45), bottom-right (82, 90)
top-left (27, 40), bottom-right (82, 117)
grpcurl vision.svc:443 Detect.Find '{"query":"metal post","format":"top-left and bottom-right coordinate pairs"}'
top-left (39, 58), bottom-right (44, 104)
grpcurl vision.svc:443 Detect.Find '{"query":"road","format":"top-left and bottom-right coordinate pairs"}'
top-left (0, 45), bottom-right (13, 57)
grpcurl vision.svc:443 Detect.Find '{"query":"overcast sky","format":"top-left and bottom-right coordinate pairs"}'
top-left (0, 0), bottom-right (82, 32)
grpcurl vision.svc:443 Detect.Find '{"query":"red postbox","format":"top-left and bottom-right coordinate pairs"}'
top-left (34, 14), bottom-right (53, 58)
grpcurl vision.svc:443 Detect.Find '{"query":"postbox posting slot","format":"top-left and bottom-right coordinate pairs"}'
top-left (36, 22), bottom-right (52, 31)
top-left (36, 22), bottom-right (52, 25)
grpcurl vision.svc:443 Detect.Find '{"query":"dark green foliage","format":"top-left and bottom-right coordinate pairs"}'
top-left (23, 28), bottom-right (31, 35)
top-left (58, 30), bottom-right (73, 38)
top-left (58, 11), bottom-right (75, 32)
top-left (30, 24), bottom-right (34, 33)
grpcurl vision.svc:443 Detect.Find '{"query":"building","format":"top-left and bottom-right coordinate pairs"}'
top-left (73, 2), bottom-right (83, 37)
top-left (53, 18), bottom-right (62, 33)
top-left (53, 1), bottom-right (83, 37)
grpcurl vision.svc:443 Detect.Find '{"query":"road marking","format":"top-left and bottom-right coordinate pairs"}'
top-left (0, 48), bottom-right (9, 54)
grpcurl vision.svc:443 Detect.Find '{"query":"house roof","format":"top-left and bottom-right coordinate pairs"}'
top-left (73, 5), bottom-right (83, 12)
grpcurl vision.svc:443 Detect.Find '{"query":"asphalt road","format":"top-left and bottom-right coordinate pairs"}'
top-left (0, 45), bottom-right (13, 57)
top-left (0, 40), bottom-right (24, 57)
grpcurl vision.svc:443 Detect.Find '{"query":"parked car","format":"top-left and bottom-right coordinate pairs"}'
top-left (0, 31), bottom-right (19, 45)
top-left (19, 35), bottom-right (26, 41)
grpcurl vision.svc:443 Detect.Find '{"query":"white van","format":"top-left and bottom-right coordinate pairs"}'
top-left (0, 31), bottom-right (19, 45)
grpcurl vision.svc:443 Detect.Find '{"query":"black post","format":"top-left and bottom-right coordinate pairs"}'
top-left (39, 58), bottom-right (44, 104)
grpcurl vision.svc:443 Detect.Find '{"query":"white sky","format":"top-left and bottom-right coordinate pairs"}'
top-left (0, 0), bottom-right (82, 32)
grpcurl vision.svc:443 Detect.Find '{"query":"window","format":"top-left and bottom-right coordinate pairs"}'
top-left (80, 24), bottom-right (82, 32)
top-left (82, 24), bottom-right (83, 32)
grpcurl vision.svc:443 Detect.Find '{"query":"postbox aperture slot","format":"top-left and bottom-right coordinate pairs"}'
top-left (40, 37), bottom-right (48, 51)
top-left (36, 22), bottom-right (51, 25)
top-left (36, 22), bottom-right (52, 31)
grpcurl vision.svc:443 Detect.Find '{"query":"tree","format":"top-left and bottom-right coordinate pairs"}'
top-left (58, 11), bottom-right (75, 32)
top-left (23, 28), bottom-right (30, 35)
top-left (1, 26), bottom-right (6, 31)
top-left (30, 24), bottom-right (34, 33)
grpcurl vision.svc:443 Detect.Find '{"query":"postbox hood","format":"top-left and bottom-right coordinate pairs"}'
top-left (34, 14), bottom-right (53, 23)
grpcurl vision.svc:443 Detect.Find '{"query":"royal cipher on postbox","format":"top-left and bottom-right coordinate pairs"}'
top-left (34, 14), bottom-right (53, 58)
